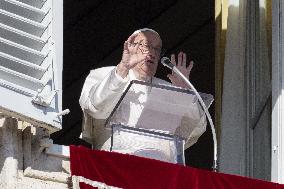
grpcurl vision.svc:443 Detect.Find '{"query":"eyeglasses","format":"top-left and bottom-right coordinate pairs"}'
top-left (133, 42), bottom-right (162, 55)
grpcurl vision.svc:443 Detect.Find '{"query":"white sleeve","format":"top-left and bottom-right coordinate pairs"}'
top-left (174, 103), bottom-right (207, 149)
top-left (183, 113), bottom-right (207, 149)
top-left (79, 67), bottom-right (129, 119)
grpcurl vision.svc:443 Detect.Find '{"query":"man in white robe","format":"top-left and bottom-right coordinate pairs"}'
top-left (79, 28), bottom-right (206, 161)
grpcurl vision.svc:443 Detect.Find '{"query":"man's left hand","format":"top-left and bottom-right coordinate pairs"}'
top-left (167, 52), bottom-right (193, 88)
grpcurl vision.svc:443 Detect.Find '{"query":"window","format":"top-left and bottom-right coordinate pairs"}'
top-left (0, 0), bottom-right (63, 132)
top-left (272, 0), bottom-right (284, 183)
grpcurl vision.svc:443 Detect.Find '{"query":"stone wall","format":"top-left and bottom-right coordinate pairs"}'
top-left (0, 116), bottom-right (71, 189)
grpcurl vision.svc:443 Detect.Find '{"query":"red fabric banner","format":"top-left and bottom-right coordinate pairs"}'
top-left (70, 145), bottom-right (284, 189)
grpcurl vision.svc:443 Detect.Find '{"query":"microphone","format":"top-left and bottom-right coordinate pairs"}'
top-left (161, 57), bottom-right (175, 70)
top-left (160, 56), bottom-right (218, 171)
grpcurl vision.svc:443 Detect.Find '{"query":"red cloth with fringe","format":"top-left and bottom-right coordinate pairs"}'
top-left (70, 145), bottom-right (284, 189)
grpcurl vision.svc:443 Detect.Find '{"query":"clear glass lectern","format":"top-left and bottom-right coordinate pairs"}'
top-left (105, 80), bottom-right (213, 165)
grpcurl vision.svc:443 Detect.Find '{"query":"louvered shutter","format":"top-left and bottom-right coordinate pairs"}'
top-left (0, 0), bottom-right (63, 132)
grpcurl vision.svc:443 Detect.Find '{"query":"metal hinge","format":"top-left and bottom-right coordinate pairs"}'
top-left (32, 90), bottom-right (57, 107)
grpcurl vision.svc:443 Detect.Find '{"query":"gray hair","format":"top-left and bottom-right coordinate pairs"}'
top-left (132, 28), bottom-right (162, 47)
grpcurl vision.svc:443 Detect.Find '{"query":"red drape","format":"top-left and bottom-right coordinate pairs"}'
top-left (70, 145), bottom-right (284, 189)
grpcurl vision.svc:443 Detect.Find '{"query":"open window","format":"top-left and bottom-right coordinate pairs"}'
top-left (0, 0), bottom-right (63, 132)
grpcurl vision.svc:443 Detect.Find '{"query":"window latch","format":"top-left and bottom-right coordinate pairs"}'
top-left (32, 90), bottom-right (58, 107)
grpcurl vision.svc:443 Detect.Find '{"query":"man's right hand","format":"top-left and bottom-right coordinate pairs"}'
top-left (116, 34), bottom-right (148, 78)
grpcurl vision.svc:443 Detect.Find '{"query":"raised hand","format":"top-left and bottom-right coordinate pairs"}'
top-left (167, 52), bottom-right (193, 88)
top-left (116, 34), bottom-right (148, 78)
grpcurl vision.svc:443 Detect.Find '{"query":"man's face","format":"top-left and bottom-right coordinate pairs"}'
top-left (132, 31), bottom-right (162, 80)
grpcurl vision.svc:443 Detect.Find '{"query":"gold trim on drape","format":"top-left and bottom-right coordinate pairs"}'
top-left (215, 0), bottom-right (228, 142)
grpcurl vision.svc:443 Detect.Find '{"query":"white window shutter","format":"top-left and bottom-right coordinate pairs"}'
top-left (0, 0), bottom-right (63, 132)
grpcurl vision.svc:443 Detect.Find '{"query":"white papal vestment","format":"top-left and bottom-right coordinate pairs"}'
top-left (79, 66), bottom-right (207, 157)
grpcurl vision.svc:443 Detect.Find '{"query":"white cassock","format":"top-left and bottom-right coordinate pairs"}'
top-left (79, 66), bottom-right (207, 161)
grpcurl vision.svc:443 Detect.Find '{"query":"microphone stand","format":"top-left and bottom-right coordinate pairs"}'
top-left (165, 64), bottom-right (218, 172)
